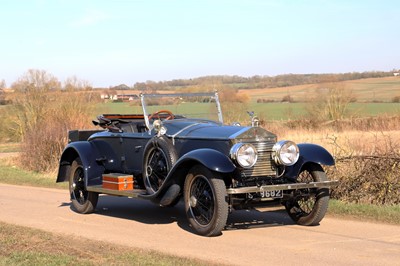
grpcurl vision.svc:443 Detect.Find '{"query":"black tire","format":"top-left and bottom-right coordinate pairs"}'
top-left (69, 158), bottom-right (98, 214)
top-left (143, 136), bottom-right (177, 195)
top-left (184, 165), bottom-right (228, 236)
top-left (285, 163), bottom-right (329, 226)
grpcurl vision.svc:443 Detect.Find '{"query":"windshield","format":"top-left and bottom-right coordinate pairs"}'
top-left (140, 92), bottom-right (223, 129)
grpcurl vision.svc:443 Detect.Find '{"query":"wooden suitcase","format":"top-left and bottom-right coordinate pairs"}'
top-left (102, 173), bottom-right (134, 190)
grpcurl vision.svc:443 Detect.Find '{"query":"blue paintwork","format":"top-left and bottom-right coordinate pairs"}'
top-left (285, 143), bottom-right (335, 179)
top-left (173, 148), bottom-right (236, 173)
top-left (56, 141), bottom-right (104, 187)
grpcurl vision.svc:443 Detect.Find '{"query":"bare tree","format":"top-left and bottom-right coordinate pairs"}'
top-left (12, 69), bottom-right (60, 93)
top-left (0, 79), bottom-right (5, 90)
top-left (9, 69), bottom-right (61, 139)
top-left (64, 75), bottom-right (92, 91)
top-left (306, 82), bottom-right (354, 121)
top-left (0, 79), bottom-right (5, 105)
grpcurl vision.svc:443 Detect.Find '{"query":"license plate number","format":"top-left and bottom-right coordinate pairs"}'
top-left (260, 190), bottom-right (283, 198)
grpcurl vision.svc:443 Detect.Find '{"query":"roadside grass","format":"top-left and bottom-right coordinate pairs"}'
top-left (0, 159), bottom-right (67, 189)
top-left (0, 221), bottom-right (212, 266)
top-left (328, 200), bottom-right (400, 225)
top-left (0, 142), bottom-right (20, 153)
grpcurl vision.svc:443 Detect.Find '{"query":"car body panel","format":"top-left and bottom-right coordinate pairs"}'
top-left (285, 143), bottom-right (335, 180)
top-left (57, 141), bottom-right (104, 187)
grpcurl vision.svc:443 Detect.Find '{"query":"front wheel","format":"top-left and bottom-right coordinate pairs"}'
top-left (69, 158), bottom-right (98, 214)
top-left (184, 165), bottom-right (228, 236)
top-left (285, 163), bottom-right (329, 226)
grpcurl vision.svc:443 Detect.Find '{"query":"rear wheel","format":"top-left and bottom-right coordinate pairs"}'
top-left (69, 158), bottom-right (98, 214)
top-left (285, 163), bottom-right (329, 225)
top-left (184, 165), bottom-right (228, 236)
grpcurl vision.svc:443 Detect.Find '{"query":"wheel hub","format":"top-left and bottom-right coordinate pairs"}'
top-left (189, 195), bottom-right (197, 208)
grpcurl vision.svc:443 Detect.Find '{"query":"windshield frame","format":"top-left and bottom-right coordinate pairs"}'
top-left (140, 92), bottom-right (223, 130)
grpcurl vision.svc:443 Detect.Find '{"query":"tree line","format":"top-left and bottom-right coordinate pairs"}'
top-left (132, 71), bottom-right (394, 91)
top-left (1, 69), bottom-right (395, 94)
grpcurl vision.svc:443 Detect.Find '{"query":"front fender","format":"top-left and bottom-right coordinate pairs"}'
top-left (139, 148), bottom-right (235, 201)
top-left (173, 148), bottom-right (236, 174)
top-left (56, 141), bottom-right (104, 187)
top-left (285, 143), bottom-right (335, 179)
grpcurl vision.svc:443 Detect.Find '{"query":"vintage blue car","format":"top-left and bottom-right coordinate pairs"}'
top-left (57, 92), bottom-right (337, 236)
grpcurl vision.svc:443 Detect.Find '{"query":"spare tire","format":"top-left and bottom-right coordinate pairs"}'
top-left (142, 136), bottom-right (178, 195)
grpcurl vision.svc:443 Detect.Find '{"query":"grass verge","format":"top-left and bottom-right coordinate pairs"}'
top-left (0, 142), bottom-right (20, 153)
top-left (328, 200), bottom-right (400, 225)
top-left (0, 159), bottom-right (67, 189)
top-left (0, 221), bottom-right (212, 266)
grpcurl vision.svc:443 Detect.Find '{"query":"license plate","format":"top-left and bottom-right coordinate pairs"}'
top-left (260, 190), bottom-right (283, 198)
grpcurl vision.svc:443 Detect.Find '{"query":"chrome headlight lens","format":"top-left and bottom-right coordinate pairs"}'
top-left (272, 140), bottom-right (299, 166)
top-left (230, 143), bottom-right (258, 168)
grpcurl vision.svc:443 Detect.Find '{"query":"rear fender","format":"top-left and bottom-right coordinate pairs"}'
top-left (56, 141), bottom-right (104, 187)
top-left (285, 143), bottom-right (335, 179)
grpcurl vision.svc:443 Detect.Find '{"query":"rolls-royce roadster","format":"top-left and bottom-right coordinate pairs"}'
top-left (56, 92), bottom-right (337, 236)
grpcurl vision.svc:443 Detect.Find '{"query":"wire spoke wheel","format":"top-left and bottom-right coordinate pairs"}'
top-left (143, 136), bottom-right (177, 195)
top-left (184, 165), bottom-right (228, 236)
top-left (189, 175), bottom-right (214, 225)
top-left (146, 148), bottom-right (168, 192)
top-left (285, 164), bottom-right (329, 226)
top-left (294, 169), bottom-right (317, 214)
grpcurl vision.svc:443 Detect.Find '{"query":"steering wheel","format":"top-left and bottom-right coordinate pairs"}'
top-left (148, 110), bottom-right (175, 121)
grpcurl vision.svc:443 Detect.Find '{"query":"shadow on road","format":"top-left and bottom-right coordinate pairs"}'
top-left (226, 208), bottom-right (295, 231)
top-left (71, 195), bottom-right (296, 235)
top-left (59, 202), bottom-right (71, 208)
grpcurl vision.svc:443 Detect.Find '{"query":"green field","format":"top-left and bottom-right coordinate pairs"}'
top-left (1, 76), bottom-right (396, 123)
top-left (97, 101), bottom-right (400, 121)
top-left (96, 76), bottom-right (400, 121)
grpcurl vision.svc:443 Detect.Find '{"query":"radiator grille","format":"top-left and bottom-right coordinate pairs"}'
top-left (241, 141), bottom-right (277, 177)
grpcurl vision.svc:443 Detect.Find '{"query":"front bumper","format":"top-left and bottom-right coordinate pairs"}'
top-left (226, 180), bottom-right (338, 195)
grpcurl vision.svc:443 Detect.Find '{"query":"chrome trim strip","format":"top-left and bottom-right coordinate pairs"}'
top-left (228, 127), bottom-right (252, 139)
top-left (226, 180), bottom-right (339, 194)
top-left (169, 123), bottom-right (202, 145)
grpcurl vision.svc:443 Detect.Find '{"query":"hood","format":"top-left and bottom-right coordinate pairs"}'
top-left (164, 119), bottom-right (276, 141)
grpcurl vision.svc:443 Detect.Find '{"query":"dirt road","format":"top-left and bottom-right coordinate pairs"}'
top-left (0, 183), bottom-right (399, 265)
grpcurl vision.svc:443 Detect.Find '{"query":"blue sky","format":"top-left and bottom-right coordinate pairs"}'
top-left (1, 0), bottom-right (399, 87)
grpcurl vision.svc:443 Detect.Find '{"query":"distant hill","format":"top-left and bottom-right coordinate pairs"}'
top-left (132, 71), bottom-right (395, 92)
top-left (240, 76), bottom-right (400, 103)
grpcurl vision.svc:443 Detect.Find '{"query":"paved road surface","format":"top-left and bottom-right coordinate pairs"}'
top-left (0, 183), bottom-right (399, 265)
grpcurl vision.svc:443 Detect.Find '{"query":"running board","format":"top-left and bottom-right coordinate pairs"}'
top-left (87, 185), bottom-right (147, 198)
